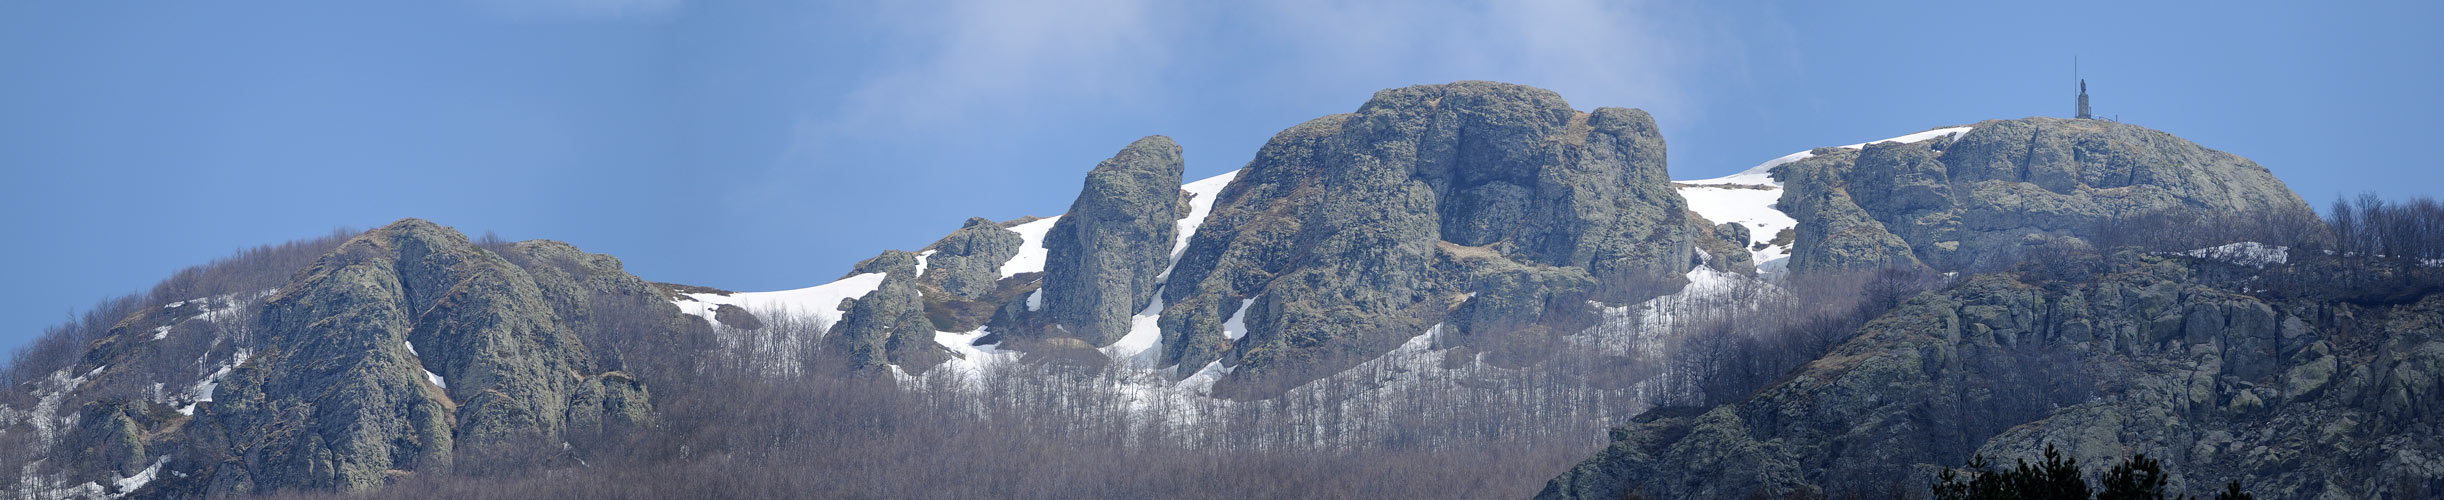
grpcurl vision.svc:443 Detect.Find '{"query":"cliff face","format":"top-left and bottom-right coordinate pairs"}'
top-left (1779, 118), bottom-right (2316, 273)
top-left (200, 220), bottom-right (667, 494)
top-left (1154, 81), bottom-right (1697, 397)
top-left (5, 219), bottom-right (697, 497)
top-left (1038, 136), bottom-right (1186, 347)
top-left (1540, 251), bottom-right (2444, 499)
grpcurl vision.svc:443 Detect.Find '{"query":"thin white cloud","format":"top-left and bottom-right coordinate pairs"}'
top-left (1239, 0), bottom-right (1712, 120)
top-left (465, 0), bottom-right (686, 21)
top-left (782, 0), bottom-right (1728, 172)
top-left (817, 0), bottom-right (1177, 137)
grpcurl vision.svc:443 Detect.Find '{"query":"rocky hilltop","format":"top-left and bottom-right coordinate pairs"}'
top-left (1776, 117), bottom-right (2314, 273)
top-left (4, 219), bottom-right (704, 497)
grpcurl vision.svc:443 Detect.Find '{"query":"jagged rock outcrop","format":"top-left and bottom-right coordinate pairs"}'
top-left (182, 219), bottom-right (660, 494)
top-left (825, 250), bottom-right (954, 373)
top-left (849, 248), bottom-right (920, 277)
top-left (1157, 81), bottom-right (1697, 397)
top-left (1778, 148), bottom-right (1928, 273)
top-left (1037, 135), bottom-right (1185, 346)
top-left (1695, 218), bottom-right (1757, 275)
top-left (1539, 251), bottom-right (2444, 499)
top-left (919, 217), bottom-right (1023, 300)
top-left (1778, 118), bottom-right (2315, 273)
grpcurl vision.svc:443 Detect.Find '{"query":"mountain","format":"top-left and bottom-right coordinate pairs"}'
top-left (3, 81), bottom-right (2435, 499)
top-left (3, 221), bottom-right (706, 497)
top-left (1539, 121), bottom-right (2440, 498)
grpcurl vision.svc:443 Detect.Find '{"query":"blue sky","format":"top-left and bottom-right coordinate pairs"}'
top-left (3, 0), bottom-right (2438, 355)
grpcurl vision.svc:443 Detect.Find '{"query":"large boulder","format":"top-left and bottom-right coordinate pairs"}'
top-left (918, 217), bottom-right (1024, 300)
top-left (824, 250), bottom-right (954, 373)
top-left (1157, 81), bottom-right (1697, 397)
top-left (1038, 136), bottom-right (1186, 346)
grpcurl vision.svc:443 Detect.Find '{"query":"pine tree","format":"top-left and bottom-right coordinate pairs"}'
top-left (2096, 453), bottom-right (2171, 500)
top-left (1931, 446), bottom-right (2254, 500)
top-left (1930, 444), bottom-right (2089, 500)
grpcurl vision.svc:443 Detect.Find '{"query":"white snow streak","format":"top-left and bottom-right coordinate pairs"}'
top-left (1674, 126), bottom-right (1975, 275)
top-left (2181, 242), bottom-right (2290, 268)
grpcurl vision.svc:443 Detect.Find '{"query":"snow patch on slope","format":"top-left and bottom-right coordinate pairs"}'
top-left (404, 342), bottom-right (446, 389)
top-left (2181, 242), bottom-right (2290, 268)
top-left (1675, 126), bottom-right (1974, 274)
top-left (677, 272), bottom-right (888, 331)
top-left (109, 456), bottom-right (169, 497)
top-left (1681, 126), bottom-right (1974, 187)
top-left (1221, 299), bottom-right (1253, 341)
top-left (1680, 185), bottom-right (1797, 271)
top-left (1001, 217), bottom-right (1062, 278)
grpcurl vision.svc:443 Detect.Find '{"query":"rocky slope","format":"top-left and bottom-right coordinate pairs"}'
top-left (1538, 117), bottom-right (2439, 499)
top-left (3, 219), bottom-right (703, 498)
top-left (1539, 249), bottom-right (2443, 499)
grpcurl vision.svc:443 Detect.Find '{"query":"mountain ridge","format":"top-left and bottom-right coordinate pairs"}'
top-left (3, 81), bottom-right (2427, 499)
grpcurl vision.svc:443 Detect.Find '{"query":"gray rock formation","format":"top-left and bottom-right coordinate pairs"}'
top-left (849, 248), bottom-right (920, 277)
top-left (1038, 136), bottom-right (1185, 346)
top-left (825, 250), bottom-right (954, 373)
top-left (1777, 118), bottom-right (2316, 273)
top-left (918, 217), bottom-right (1023, 299)
top-left (1156, 81), bottom-right (1696, 397)
top-left (1697, 218), bottom-right (1757, 275)
top-left (192, 219), bottom-right (658, 494)
top-left (1539, 251), bottom-right (2444, 499)
top-left (1778, 148), bottom-right (1927, 273)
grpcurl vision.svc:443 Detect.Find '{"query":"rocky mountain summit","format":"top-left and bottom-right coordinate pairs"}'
top-left (4, 220), bottom-right (700, 497)
top-left (1776, 117), bottom-right (2314, 273)
top-left (1157, 82), bottom-right (1699, 396)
